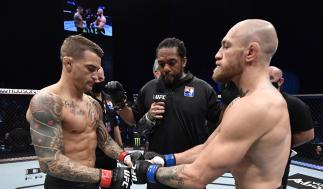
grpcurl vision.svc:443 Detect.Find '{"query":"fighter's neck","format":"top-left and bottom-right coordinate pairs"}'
top-left (56, 79), bottom-right (85, 100)
top-left (234, 67), bottom-right (269, 96)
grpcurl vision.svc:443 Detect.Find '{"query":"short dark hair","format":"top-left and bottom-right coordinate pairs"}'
top-left (156, 37), bottom-right (186, 58)
top-left (60, 35), bottom-right (104, 61)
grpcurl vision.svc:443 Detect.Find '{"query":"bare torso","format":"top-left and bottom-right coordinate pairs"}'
top-left (28, 85), bottom-right (100, 168)
top-left (61, 97), bottom-right (99, 167)
top-left (155, 86), bottom-right (291, 189)
top-left (229, 89), bottom-right (291, 189)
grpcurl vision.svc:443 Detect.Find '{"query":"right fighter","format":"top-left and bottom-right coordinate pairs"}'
top-left (26, 35), bottom-right (139, 189)
top-left (132, 19), bottom-right (291, 189)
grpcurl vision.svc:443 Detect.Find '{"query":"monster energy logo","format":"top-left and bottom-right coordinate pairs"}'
top-left (134, 137), bottom-right (141, 147)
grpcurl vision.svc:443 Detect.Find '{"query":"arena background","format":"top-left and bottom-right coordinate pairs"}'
top-left (1, 0), bottom-right (323, 95)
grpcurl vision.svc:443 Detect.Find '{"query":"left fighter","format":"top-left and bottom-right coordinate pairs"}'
top-left (26, 35), bottom-right (136, 189)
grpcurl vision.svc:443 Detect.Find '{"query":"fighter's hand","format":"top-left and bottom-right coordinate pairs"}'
top-left (147, 102), bottom-right (165, 121)
top-left (100, 167), bottom-right (132, 189)
top-left (120, 151), bottom-right (144, 168)
top-left (123, 155), bottom-right (133, 168)
top-left (119, 152), bottom-right (132, 168)
top-left (104, 81), bottom-right (127, 110)
top-left (131, 160), bottom-right (161, 184)
top-left (144, 151), bottom-right (176, 167)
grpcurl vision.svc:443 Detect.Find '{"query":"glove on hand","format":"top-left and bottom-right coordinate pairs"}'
top-left (100, 167), bottom-right (132, 189)
top-left (129, 151), bottom-right (144, 164)
top-left (131, 160), bottom-right (161, 184)
top-left (105, 81), bottom-right (127, 110)
top-left (119, 151), bottom-right (144, 167)
top-left (144, 151), bottom-right (176, 167)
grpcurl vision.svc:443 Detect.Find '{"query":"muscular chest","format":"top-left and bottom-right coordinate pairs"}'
top-left (62, 100), bottom-right (99, 133)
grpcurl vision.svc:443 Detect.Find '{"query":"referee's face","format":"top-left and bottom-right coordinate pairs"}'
top-left (157, 47), bottom-right (187, 85)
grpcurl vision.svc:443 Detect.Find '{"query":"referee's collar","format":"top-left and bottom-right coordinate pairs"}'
top-left (160, 71), bottom-right (194, 90)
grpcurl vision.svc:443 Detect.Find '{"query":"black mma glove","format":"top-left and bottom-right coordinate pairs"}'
top-left (144, 151), bottom-right (176, 167)
top-left (100, 167), bottom-right (132, 189)
top-left (104, 81), bottom-right (127, 110)
top-left (119, 151), bottom-right (144, 166)
top-left (131, 160), bottom-right (162, 184)
top-left (130, 151), bottom-right (144, 163)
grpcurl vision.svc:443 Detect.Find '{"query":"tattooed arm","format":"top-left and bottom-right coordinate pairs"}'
top-left (155, 150), bottom-right (223, 189)
top-left (134, 125), bottom-right (233, 188)
top-left (92, 99), bottom-right (124, 160)
top-left (96, 118), bottom-right (124, 160)
top-left (29, 92), bottom-right (100, 183)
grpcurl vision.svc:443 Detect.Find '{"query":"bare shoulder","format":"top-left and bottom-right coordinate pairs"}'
top-left (225, 94), bottom-right (269, 119)
top-left (221, 90), bottom-right (284, 137)
top-left (85, 94), bottom-right (103, 122)
top-left (85, 94), bottom-right (102, 110)
top-left (234, 89), bottom-right (284, 114)
top-left (251, 89), bottom-right (287, 114)
top-left (29, 90), bottom-right (64, 120)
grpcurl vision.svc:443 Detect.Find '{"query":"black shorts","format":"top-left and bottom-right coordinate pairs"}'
top-left (44, 174), bottom-right (99, 189)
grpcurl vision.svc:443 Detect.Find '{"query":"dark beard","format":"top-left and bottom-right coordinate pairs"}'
top-left (162, 73), bottom-right (183, 87)
top-left (213, 64), bottom-right (242, 83)
top-left (212, 71), bottom-right (232, 83)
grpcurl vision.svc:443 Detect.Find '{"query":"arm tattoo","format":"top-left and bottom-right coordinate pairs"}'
top-left (157, 165), bottom-right (186, 188)
top-left (29, 92), bottom-right (100, 182)
top-left (93, 99), bottom-right (123, 159)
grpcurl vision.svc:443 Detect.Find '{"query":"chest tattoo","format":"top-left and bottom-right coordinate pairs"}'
top-left (63, 100), bottom-right (97, 126)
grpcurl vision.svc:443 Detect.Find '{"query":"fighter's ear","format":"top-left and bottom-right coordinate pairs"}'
top-left (245, 42), bottom-right (260, 63)
top-left (278, 77), bottom-right (284, 86)
top-left (62, 56), bottom-right (73, 71)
